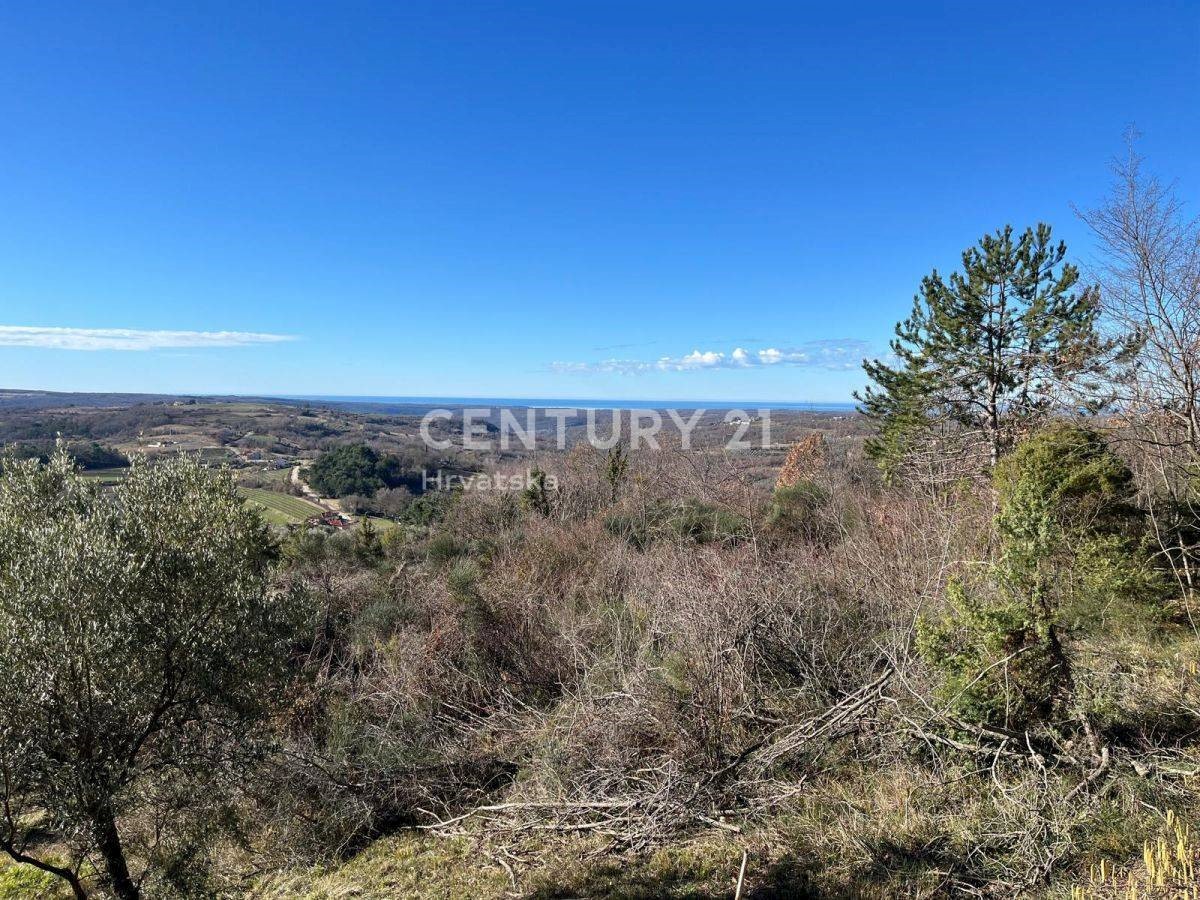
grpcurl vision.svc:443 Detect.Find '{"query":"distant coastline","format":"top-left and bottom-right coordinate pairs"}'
top-left (0, 388), bottom-right (858, 414)
top-left (280, 395), bottom-right (858, 412)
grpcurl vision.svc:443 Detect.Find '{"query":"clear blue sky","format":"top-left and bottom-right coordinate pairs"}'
top-left (0, 1), bottom-right (1196, 402)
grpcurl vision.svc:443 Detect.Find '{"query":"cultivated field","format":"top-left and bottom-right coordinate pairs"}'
top-left (79, 467), bottom-right (129, 484)
top-left (238, 488), bottom-right (324, 525)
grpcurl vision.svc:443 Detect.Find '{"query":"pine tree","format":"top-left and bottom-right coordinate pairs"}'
top-left (917, 424), bottom-right (1161, 729)
top-left (521, 466), bottom-right (552, 516)
top-left (856, 224), bottom-right (1123, 476)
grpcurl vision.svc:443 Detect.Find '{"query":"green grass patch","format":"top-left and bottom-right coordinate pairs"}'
top-left (362, 516), bottom-right (399, 532)
top-left (0, 859), bottom-right (72, 899)
top-left (250, 831), bottom-right (759, 900)
top-left (252, 834), bottom-right (511, 899)
top-left (80, 467), bottom-right (128, 484)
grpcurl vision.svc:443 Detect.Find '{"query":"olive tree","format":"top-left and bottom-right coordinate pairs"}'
top-left (0, 451), bottom-right (305, 898)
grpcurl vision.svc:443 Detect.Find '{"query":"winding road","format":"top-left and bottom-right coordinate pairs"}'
top-left (290, 464), bottom-right (348, 517)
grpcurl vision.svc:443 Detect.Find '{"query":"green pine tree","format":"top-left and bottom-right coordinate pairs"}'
top-left (856, 224), bottom-right (1124, 477)
top-left (917, 424), bottom-right (1162, 729)
top-left (521, 466), bottom-right (552, 516)
top-left (354, 515), bottom-right (384, 563)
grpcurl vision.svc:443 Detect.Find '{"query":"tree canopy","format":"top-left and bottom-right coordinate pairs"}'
top-left (857, 224), bottom-right (1126, 477)
top-left (306, 443), bottom-right (416, 498)
top-left (0, 451), bottom-right (306, 898)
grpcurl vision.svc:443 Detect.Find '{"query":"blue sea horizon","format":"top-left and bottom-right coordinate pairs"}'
top-left (279, 394), bottom-right (857, 412)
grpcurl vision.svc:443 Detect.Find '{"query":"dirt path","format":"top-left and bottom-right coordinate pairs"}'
top-left (290, 464), bottom-right (349, 517)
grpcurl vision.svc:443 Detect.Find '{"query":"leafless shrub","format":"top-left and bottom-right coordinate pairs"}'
top-left (1080, 134), bottom-right (1200, 607)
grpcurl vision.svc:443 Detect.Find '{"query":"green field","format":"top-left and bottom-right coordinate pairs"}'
top-left (80, 467), bottom-right (129, 484)
top-left (361, 515), bottom-right (399, 533)
top-left (238, 488), bottom-right (324, 525)
top-left (250, 466), bottom-right (293, 489)
top-left (75, 474), bottom-right (321, 526)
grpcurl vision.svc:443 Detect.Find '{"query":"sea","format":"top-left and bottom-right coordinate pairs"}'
top-left (280, 395), bottom-right (857, 413)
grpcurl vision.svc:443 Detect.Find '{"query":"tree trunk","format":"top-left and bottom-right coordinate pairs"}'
top-left (91, 804), bottom-right (138, 900)
top-left (987, 397), bottom-right (1000, 470)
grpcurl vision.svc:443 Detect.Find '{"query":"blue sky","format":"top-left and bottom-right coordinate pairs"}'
top-left (0, 1), bottom-right (1196, 402)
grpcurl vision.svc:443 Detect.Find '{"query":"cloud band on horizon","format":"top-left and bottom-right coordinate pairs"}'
top-left (0, 326), bottom-right (298, 351)
top-left (550, 339), bottom-right (871, 375)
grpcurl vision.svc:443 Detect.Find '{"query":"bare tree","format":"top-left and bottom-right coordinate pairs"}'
top-left (1079, 132), bottom-right (1200, 604)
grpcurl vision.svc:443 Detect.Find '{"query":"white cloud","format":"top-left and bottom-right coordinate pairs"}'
top-left (673, 349), bottom-right (726, 369)
top-left (550, 339), bottom-right (871, 376)
top-left (0, 326), bottom-right (298, 351)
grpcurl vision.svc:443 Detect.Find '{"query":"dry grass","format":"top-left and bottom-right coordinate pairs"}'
top-left (1071, 810), bottom-right (1200, 899)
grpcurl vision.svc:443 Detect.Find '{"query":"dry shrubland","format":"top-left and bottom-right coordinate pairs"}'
top-left (4, 416), bottom-right (1198, 898)
top-left (241, 151), bottom-right (1200, 895)
top-left (222, 421), bottom-right (1200, 899)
